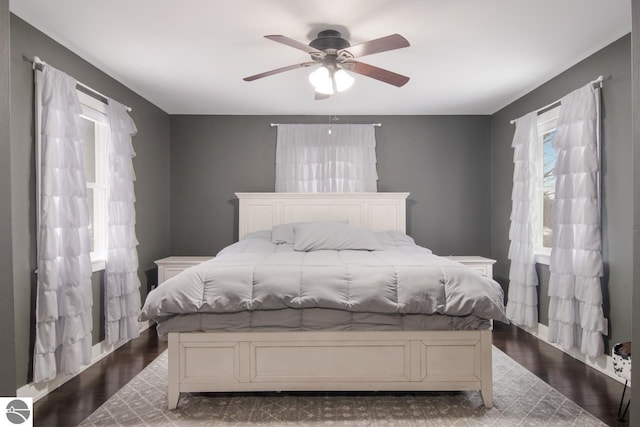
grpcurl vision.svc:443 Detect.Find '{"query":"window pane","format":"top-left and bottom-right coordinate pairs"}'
top-left (78, 90), bottom-right (108, 261)
top-left (542, 129), bottom-right (557, 247)
top-left (79, 117), bottom-right (96, 183)
top-left (87, 187), bottom-right (95, 253)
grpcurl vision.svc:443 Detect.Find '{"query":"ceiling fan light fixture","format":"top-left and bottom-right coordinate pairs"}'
top-left (309, 66), bottom-right (354, 95)
top-left (245, 31), bottom-right (411, 97)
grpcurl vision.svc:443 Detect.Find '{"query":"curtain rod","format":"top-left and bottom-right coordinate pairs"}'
top-left (509, 75), bottom-right (605, 125)
top-left (31, 56), bottom-right (133, 112)
top-left (270, 123), bottom-right (382, 127)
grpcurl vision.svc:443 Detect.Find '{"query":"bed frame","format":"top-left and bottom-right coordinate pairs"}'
top-left (167, 192), bottom-right (493, 409)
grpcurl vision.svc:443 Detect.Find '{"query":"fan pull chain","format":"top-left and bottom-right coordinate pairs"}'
top-left (328, 91), bottom-right (340, 135)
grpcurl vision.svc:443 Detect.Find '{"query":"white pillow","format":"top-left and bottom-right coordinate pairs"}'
top-left (271, 221), bottom-right (346, 244)
top-left (293, 222), bottom-right (383, 251)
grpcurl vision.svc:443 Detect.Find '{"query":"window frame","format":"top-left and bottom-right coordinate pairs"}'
top-left (77, 90), bottom-right (109, 272)
top-left (534, 105), bottom-right (560, 265)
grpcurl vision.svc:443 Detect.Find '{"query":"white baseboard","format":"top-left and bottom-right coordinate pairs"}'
top-left (17, 321), bottom-right (152, 402)
top-left (516, 323), bottom-right (627, 385)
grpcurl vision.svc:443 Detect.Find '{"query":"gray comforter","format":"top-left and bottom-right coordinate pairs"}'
top-left (140, 231), bottom-right (507, 323)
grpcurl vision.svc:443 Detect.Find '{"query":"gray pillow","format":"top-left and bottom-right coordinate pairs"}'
top-left (271, 221), bottom-right (346, 244)
top-left (293, 222), bottom-right (383, 251)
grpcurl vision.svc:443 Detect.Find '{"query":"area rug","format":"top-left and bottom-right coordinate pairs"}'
top-left (79, 347), bottom-right (605, 426)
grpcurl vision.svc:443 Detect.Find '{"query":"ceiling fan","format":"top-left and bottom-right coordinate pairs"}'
top-left (243, 30), bottom-right (410, 100)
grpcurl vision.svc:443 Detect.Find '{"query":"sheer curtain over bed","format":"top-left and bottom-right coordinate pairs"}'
top-left (34, 65), bottom-right (93, 383)
top-left (275, 124), bottom-right (378, 192)
top-left (105, 100), bottom-right (140, 344)
top-left (506, 112), bottom-right (539, 329)
top-left (547, 83), bottom-right (606, 358)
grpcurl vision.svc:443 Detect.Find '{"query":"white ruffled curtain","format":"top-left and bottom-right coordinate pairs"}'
top-left (275, 124), bottom-right (378, 192)
top-left (105, 100), bottom-right (140, 344)
top-left (34, 66), bottom-right (93, 382)
top-left (547, 84), bottom-right (606, 357)
top-left (506, 112), bottom-right (539, 329)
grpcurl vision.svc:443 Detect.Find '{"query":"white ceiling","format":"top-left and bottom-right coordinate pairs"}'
top-left (10, 0), bottom-right (631, 115)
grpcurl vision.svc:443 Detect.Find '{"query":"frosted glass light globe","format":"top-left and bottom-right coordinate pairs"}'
top-left (334, 69), bottom-right (354, 92)
top-left (309, 66), bottom-right (333, 95)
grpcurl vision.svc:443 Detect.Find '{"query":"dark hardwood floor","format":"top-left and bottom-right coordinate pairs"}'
top-left (492, 322), bottom-right (629, 427)
top-left (33, 323), bottom-right (628, 426)
top-left (33, 327), bottom-right (168, 426)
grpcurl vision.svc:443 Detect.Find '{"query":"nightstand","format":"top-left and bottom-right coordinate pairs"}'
top-left (155, 256), bottom-right (214, 285)
top-left (447, 256), bottom-right (496, 278)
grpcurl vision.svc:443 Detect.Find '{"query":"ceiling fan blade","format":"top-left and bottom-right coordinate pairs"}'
top-left (314, 92), bottom-right (330, 101)
top-left (343, 60), bottom-right (410, 87)
top-left (339, 34), bottom-right (409, 59)
top-left (243, 62), bottom-right (316, 81)
top-left (265, 35), bottom-right (324, 55)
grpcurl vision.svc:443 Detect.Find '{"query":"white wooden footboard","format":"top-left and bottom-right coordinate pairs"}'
top-left (167, 329), bottom-right (493, 410)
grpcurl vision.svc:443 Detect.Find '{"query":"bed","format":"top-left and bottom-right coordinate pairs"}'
top-left (141, 192), bottom-right (506, 410)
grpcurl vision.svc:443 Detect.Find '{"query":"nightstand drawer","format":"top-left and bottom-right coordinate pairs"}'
top-left (162, 265), bottom-right (194, 282)
top-left (446, 256), bottom-right (496, 278)
top-left (467, 265), bottom-right (492, 277)
top-left (155, 256), bottom-right (214, 285)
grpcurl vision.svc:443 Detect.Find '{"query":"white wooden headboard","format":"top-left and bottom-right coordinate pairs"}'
top-left (236, 192), bottom-right (410, 239)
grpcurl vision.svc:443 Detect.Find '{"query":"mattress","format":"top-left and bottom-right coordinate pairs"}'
top-left (140, 228), bottom-right (507, 332)
top-left (155, 309), bottom-right (492, 340)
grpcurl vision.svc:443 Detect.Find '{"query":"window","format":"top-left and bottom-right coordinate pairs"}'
top-left (77, 90), bottom-right (108, 271)
top-left (535, 105), bottom-right (560, 263)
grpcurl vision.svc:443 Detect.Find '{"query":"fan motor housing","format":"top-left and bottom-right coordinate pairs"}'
top-left (309, 30), bottom-right (350, 51)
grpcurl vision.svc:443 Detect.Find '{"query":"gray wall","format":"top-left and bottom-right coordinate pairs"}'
top-left (631, 0), bottom-right (640, 424)
top-left (490, 35), bottom-right (632, 353)
top-left (10, 15), bottom-right (172, 388)
top-left (0, 0), bottom-right (17, 396)
top-left (170, 115), bottom-right (492, 257)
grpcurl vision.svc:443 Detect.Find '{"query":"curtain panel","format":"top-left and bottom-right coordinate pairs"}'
top-left (275, 124), bottom-right (378, 192)
top-left (105, 100), bottom-right (140, 344)
top-left (34, 66), bottom-right (94, 383)
top-left (547, 84), bottom-right (606, 358)
top-left (506, 112), bottom-right (540, 329)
